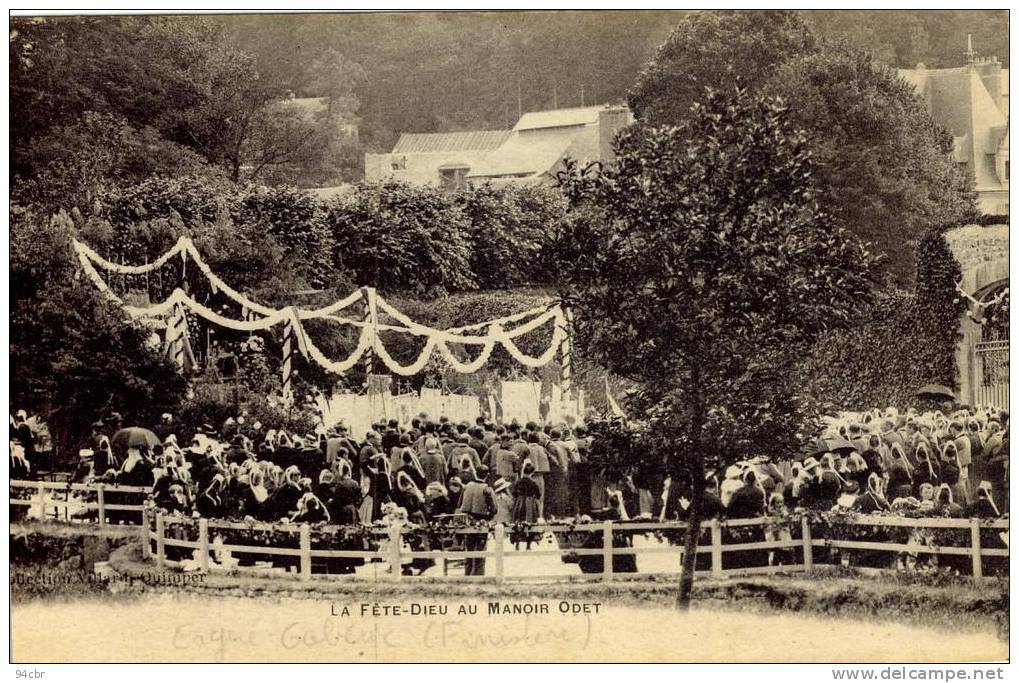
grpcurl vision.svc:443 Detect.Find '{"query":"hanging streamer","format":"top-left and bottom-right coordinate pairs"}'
top-left (282, 315), bottom-right (294, 405)
top-left (72, 236), bottom-right (571, 377)
top-left (173, 303), bottom-right (186, 371)
top-left (362, 287), bottom-right (374, 392)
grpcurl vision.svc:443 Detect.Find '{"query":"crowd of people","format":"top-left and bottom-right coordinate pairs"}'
top-left (9, 404), bottom-right (1009, 575)
top-left (11, 404), bottom-right (1010, 526)
top-left (682, 406), bottom-right (1010, 524)
top-left (63, 412), bottom-right (605, 532)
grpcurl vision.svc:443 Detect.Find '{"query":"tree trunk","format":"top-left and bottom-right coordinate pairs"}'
top-left (676, 477), bottom-right (703, 610)
top-left (677, 365), bottom-right (707, 611)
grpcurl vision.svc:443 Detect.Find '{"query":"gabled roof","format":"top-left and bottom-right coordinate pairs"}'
top-left (466, 130), bottom-right (577, 179)
top-left (392, 130), bottom-right (510, 154)
top-left (512, 105), bottom-right (608, 131)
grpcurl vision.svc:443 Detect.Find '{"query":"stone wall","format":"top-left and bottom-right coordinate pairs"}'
top-left (944, 223), bottom-right (1009, 407)
top-left (945, 223), bottom-right (1009, 294)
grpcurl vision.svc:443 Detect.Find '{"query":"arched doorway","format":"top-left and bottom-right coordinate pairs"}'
top-left (970, 280), bottom-right (1009, 409)
top-left (956, 269), bottom-right (1009, 409)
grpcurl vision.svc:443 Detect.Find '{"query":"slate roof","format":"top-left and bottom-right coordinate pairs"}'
top-left (392, 130), bottom-right (511, 154)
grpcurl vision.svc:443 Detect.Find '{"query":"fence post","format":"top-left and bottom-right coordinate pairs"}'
top-left (494, 523), bottom-right (505, 585)
top-left (96, 484), bottom-right (106, 527)
top-left (602, 520), bottom-right (614, 582)
top-left (801, 516), bottom-right (813, 571)
top-left (199, 519), bottom-right (210, 573)
top-left (155, 513), bottom-right (165, 568)
top-left (389, 525), bottom-right (403, 582)
top-left (710, 518), bottom-right (724, 579)
top-left (300, 523), bottom-right (312, 581)
top-left (969, 518), bottom-right (983, 580)
top-left (36, 481), bottom-right (47, 520)
top-left (140, 507), bottom-right (150, 560)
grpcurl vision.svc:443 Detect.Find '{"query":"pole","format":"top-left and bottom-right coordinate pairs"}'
top-left (801, 516), bottom-right (813, 571)
top-left (282, 316), bottom-right (294, 406)
top-left (199, 518), bottom-right (210, 573)
top-left (141, 507), bottom-right (151, 559)
top-left (710, 518), bottom-right (724, 578)
top-left (560, 306), bottom-right (574, 398)
top-left (172, 303), bottom-right (186, 371)
top-left (389, 524), bottom-right (403, 582)
top-left (96, 483), bottom-right (106, 527)
top-left (602, 520), bottom-right (614, 582)
top-left (361, 287), bottom-right (374, 394)
top-left (300, 523), bottom-right (312, 580)
top-left (494, 523), bottom-right (505, 585)
top-left (155, 513), bottom-right (166, 568)
top-left (36, 481), bottom-right (47, 520)
top-left (970, 518), bottom-right (983, 579)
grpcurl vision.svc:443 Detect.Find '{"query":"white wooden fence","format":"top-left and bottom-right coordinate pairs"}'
top-left (10, 481), bottom-right (1008, 583)
top-left (10, 478), bottom-right (149, 526)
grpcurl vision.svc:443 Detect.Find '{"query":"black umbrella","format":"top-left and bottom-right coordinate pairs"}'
top-left (110, 427), bottom-right (161, 459)
top-left (802, 436), bottom-right (857, 458)
top-left (914, 383), bottom-right (956, 401)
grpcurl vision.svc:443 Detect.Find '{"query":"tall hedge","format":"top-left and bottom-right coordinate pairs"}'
top-left (322, 182), bottom-right (476, 297)
top-left (801, 227), bottom-right (964, 410)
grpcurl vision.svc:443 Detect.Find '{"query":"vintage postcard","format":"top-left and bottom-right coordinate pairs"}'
top-left (8, 7), bottom-right (1009, 669)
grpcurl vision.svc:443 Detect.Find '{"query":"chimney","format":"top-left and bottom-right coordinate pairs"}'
top-left (598, 106), bottom-right (635, 163)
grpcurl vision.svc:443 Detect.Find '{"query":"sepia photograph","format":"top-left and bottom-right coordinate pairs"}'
top-left (7, 6), bottom-right (1010, 669)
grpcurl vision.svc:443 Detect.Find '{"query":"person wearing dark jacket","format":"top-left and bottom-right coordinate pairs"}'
top-left (381, 419), bottom-right (402, 457)
top-left (726, 470), bottom-right (766, 519)
top-left (851, 473), bottom-right (889, 514)
top-left (966, 482), bottom-right (1000, 518)
top-left (292, 491), bottom-right (330, 524)
top-left (424, 482), bottom-right (454, 519)
top-left (456, 466), bottom-right (496, 576)
top-left (724, 470), bottom-right (767, 568)
top-left (196, 475), bottom-right (227, 518)
top-left (511, 460), bottom-right (542, 549)
top-left (265, 466), bottom-right (303, 522)
top-left (329, 461), bottom-right (362, 525)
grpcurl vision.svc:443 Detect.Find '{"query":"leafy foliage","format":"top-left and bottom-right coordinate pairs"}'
top-left (10, 16), bottom-right (363, 188)
top-left (800, 228), bottom-right (965, 410)
top-left (233, 186), bottom-right (337, 289)
top-left (626, 11), bottom-right (977, 287)
top-left (556, 87), bottom-right (877, 475)
top-left (763, 47), bottom-right (976, 285)
top-left (323, 182), bottom-right (476, 297)
top-left (628, 10), bottom-right (816, 127)
top-left (456, 184), bottom-right (567, 289)
top-left (10, 209), bottom-right (186, 460)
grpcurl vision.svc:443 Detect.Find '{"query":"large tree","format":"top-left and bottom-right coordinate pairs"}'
top-left (763, 46), bottom-right (975, 286)
top-left (556, 88), bottom-right (877, 608)
top-left (10, 209), bottom-right (186, 461)
top-left (627, 10), bottom-right (976, 287)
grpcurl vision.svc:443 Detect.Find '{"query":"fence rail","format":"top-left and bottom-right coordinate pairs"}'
top-left (145, 513), bottom-right (1008, 583)
top-left (10, 481), bottom-right (1009, 583)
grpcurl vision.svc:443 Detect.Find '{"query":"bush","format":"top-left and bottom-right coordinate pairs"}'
top-left (323, 181), bottom-right (476, 296)
top-left (456, 183), bottom-right (567, 288)
top-left (800, 226), bottom-right (964, 410)
top-left (232, 186), bottom-right (337, 289)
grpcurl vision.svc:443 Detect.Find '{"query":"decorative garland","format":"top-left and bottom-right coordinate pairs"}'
top-left (73, 236), bottom-right (570, 383)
